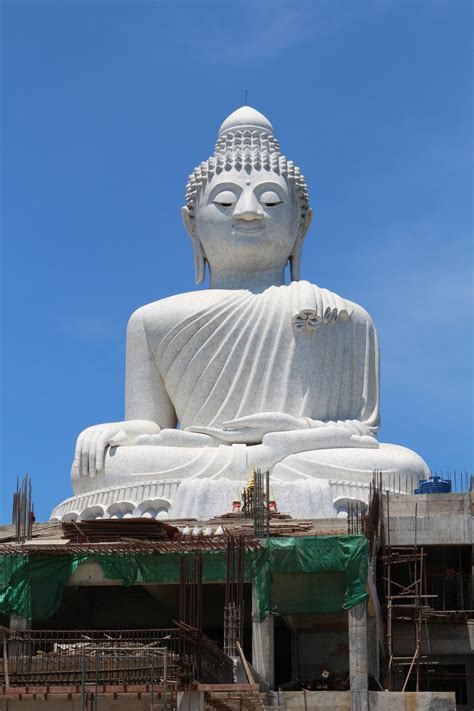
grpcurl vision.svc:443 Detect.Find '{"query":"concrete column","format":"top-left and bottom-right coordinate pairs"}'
top-left (471, 549), bottom-right (474, 609)
top-left (9, 614), bottom-right (29, 631)
top-left (251, 587), bottom-right (274, 687)
top-left (466, 656), bottom-right (474, 711)
top-left (367, 618), bottom-right (379, 681)
top-left (348, 601), bottom-right (368, 711)
top-left (177, 690), bottom-right (204, 711)
top-left (8, 614), bottom-right (31, 661)
top-left (283, 616), bottom-right (298, 681)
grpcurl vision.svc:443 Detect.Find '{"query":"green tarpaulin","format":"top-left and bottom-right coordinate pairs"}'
top-left (0, 535), bottom-right (368, 622)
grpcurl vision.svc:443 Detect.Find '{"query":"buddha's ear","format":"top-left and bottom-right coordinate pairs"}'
top-left (181, 206), bottom-right (196, 239)
top-left (300, 207), bottom-right (313, 241)
top-left (181, 206), bottom-right (206, 284)
top-left (290, 208), bottom-right (313, 281)
top-left (192, 239), bottom-right (206, 285)
top-left (289, 246), bottom-right (301, 282)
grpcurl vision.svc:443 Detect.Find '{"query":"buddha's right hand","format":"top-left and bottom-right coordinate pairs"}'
top-left (73, 420), bottom-right (160, 478)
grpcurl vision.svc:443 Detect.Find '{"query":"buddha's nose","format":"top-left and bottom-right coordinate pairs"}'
top-left (233, 192), bottom-right (264, 221)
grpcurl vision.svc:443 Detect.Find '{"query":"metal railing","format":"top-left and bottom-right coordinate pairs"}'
top-left (81, 647), bottom-right (170, 711)
top-left (0, 626), bottom-right (234, 687)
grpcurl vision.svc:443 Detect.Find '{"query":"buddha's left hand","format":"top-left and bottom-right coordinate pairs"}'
top-left (188, 412), bottom-right (309, 445)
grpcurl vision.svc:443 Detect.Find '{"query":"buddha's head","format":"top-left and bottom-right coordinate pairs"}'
top-left (182, 107), bottom-right (312, 285)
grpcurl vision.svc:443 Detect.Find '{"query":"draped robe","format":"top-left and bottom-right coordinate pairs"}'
top-left (67, 280), bottom-right (429, 521)
top-left (150, 281), bottom-right (380, 433)
top-left (70, 281), bottom-right (429, 506)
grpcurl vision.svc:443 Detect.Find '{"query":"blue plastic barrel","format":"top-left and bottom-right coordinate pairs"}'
top-left (414, 475), bottom-right (451, 494)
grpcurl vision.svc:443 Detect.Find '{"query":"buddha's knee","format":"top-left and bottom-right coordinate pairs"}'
top-left (373, 443), bottom-right (430, 478)
top-left (71, 443), bottom-right (239, 495)
top-left (272, 442), bottom-right (429, 487)
top-left (71, 445), bottom-right (204, 495)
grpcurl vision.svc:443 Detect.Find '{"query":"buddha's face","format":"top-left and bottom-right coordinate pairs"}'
top-left (194, 168), bottom-right (301, 274)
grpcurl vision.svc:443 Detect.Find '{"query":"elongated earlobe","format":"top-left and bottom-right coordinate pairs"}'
top-left (289, 243), bottom-right (302, 281)
top-left (290, 208), bottom-right (313, 281)
top-left (193, 237), bottom-right (207, 285)
top-left (181, 205), bottom-right (207, 284)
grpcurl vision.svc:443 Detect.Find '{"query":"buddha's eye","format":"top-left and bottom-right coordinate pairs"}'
top-left (259, 190), bottom-right (282, 207)
top-left (213, 190), bottom-right (238, 207)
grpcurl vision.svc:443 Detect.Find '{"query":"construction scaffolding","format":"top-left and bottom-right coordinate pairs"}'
top-left (242, 468), bottom-right (270, 539)
top-left (179, 555), bottom-right (203, 631)
top-left (347, 471), bottom-right (472, 699)
top-left (223, 536), bottom-right (245, 658)
top-left (11, 474), bottom-right (34, 545)
top-left (382, 541), bottom-right (472, 693)
top-left (348, 469), bottom-right (384, 561)
top-left (380, 497), bottom-right (472, 697)
top-left (382, 545), bottom-right (429, 690)
top-left (0, 626), bottom-right (234, 688)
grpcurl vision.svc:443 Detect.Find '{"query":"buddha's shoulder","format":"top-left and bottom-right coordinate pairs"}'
top-left (298, 281), bottom-right (375, 327)
top-left (341, 296), bottom-right (375, 326)
top-left (127, 290), bottom-right (237, 333)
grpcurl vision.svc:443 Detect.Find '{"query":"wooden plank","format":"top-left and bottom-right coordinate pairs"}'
top-left (197, 684), bottom-right (255, 691)
top-left (236, 641), bottom-right (255, 687)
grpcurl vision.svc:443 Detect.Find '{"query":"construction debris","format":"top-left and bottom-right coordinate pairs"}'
top-left (61, 517), bottom-right (179, 543)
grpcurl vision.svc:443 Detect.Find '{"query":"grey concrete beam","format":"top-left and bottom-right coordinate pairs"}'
top-left (251, 587), bottom-right (274, 687)
top-left (348, 602), bottom-right (368, 711)
top-left (9, 614), bottom-right (29, 630)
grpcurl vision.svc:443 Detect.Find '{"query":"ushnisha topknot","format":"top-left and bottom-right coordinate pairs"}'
top-left (185, 106), bottom-right (310, 226)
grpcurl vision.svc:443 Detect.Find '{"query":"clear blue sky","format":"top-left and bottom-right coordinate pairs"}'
top-left (1, 0), bottom-right (472, 521)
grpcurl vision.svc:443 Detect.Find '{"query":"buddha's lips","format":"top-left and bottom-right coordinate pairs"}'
top-left (232, 222), bottom-right (266, 234)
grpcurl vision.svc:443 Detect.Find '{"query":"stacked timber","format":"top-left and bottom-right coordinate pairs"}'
top-left (61, 518), bottom-right (179, 543)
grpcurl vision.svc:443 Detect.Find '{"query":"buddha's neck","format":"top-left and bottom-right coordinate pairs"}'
top-left (209, 267), bottom-right (286, 293)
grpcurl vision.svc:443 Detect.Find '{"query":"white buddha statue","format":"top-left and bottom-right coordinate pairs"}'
top-left (61, 107), bottom-right (429, 521)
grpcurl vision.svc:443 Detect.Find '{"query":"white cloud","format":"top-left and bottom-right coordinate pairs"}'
top-left (183, 0), bottom-right (395, 64)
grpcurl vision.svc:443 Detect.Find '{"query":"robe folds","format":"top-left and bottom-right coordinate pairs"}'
top-left (153, 281), bottom-right (380, 434)
top-left (70, 281), bottom-right (429, 503)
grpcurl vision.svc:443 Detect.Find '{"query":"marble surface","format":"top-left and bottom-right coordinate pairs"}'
top-left (51, 477), bottom-right (372, 522)
top-left (52, 106), bottom-right (429, 522)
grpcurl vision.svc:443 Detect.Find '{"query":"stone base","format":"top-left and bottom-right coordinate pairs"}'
top-left (50, 479), bottom-right (181, 522)
top-left (51, 476), bottom-right (385, 522)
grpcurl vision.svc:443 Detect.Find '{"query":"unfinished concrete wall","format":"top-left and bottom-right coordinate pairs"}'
top-left (0, 696), bottom-right (165, 711)
top-left (393, 621), bottom-right (473, 655)
top-left (282, 691), bottom-right (351, 710)
top-left (384, 493), bottom-right (473, 546)
top-left (0, 691), bottom-right (457, 711)
top-left (281, 691), bottom-right (456, 710)
top-left (368, 691), bottom-right (456, 709)
top-left (285, 613), bottom-right (349, 680)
